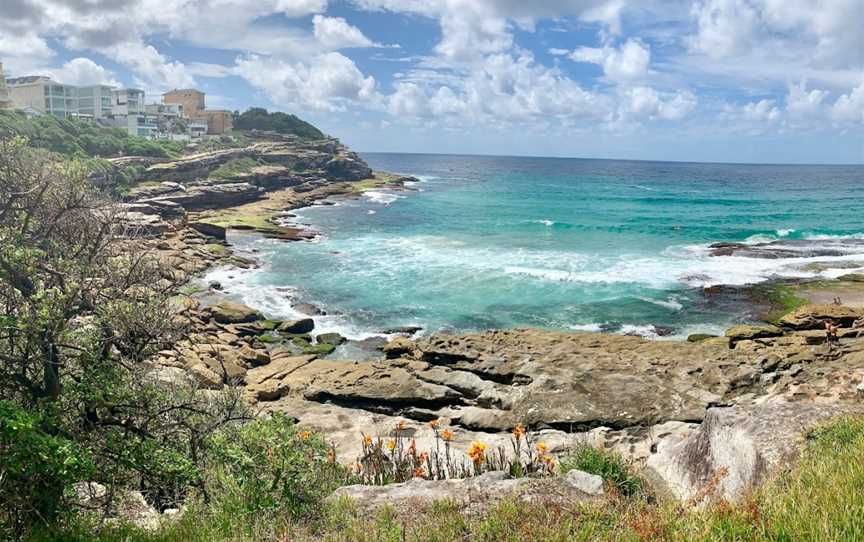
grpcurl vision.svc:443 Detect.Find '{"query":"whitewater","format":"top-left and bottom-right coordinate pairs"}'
top-left (204, 153), bottom-right (864, 340)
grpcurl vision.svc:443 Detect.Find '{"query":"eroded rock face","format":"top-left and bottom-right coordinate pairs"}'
top-left (779, 304), bottom-right (864, 330)
top-left (644, 402), bottom-right (864, 503)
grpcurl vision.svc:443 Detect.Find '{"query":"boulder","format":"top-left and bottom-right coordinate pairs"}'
top-left (209, 300), bottom-right (264, 324)
top-left (644, 402), bottom-right (864, 503)
top-left (837, 273), bottom-right (864, 282)
top-left (73, 482), bottom-right (161, 531)
top-left (779, 304), bottom-right (864, 330)
top-left (278, 318), bottom-right (315, 334)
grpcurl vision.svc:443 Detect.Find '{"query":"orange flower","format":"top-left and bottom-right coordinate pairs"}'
top-left (298, 430), bottom-right (312, 441)
top-left (512, 423), bottom-right (526, 440)
top-left (327, 448), bottom-right (336, 463)
top-left (413, 467), bottom-right (426, 478)
top-left (536, 442), bottom-right (548, 454)
top-left (362, 434), bottom-right (373, 447)
top-left (397, 420), bottom-right (406, 430)
top-left (428, 419), bottom-right (440, 429)
top-left (386, 439), bottom-right (397, 451)
top-left (467, 441), bottom-right (487, 463)
top-left (441, 429), bottom-right (454, 442)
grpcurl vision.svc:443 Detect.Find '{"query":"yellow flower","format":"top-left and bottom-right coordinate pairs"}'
top-left (386, 439), bottom-right (397, 451)
top-left (512, 423), bottom-right (526, 440)
top-left (467, 441), bottom-right (487, 463)
top-left (536, 442), bottom-right (548, 454)
top-left (428, 419), bottom-right (440, 429)
top-left (298, 430), bottom-right (311, 441)
top-left (397, 420), bottom-right (406, 430)
top-left (441, 429), bottom-right (454, 442)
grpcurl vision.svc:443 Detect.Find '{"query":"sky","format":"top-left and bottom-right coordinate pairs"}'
top-left (0, 0), bottom-right (862, 164)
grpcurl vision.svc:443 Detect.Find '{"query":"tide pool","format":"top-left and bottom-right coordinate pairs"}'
top-left (205, 154), bottom-right (864, 339)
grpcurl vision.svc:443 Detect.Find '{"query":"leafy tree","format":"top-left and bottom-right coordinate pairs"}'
top-left (0, 138), bottom-right (247, 538)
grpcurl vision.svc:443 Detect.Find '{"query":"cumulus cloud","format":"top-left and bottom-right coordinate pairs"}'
top-left (312, 15), bottom-right (376, 49)
top-left (47, 57), bottom-right (121, 87)
top-left (568, 39), bottom-right (651, 81)
top-left (235, 53), bottom-right (377, 112)
top-left (831, 83), bottom-right (864, 124)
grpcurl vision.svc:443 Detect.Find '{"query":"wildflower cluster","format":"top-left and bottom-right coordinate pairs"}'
top-left (350, 420), bottom-right (558, 485)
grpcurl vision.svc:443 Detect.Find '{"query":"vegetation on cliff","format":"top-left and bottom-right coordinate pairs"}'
top-left (233, 108), bottom-right (325, 139)
top-left (0, 111), bottom-right (184, 159)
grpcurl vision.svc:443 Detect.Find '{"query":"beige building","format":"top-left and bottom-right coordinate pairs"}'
top-left (0, 62), bottom-right (11, 109)
top-left (199, 109), bottom-right (233, 135)
top-left (162, 88), bottom-right (233, 135)
top-left (162, 89), bottom-right (205, 118)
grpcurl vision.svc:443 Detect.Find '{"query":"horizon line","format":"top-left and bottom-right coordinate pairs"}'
top-left (355, 149), bottom-right (864, 167)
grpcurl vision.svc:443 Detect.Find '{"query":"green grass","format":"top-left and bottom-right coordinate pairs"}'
top-left (24, 417), bottom-right (864, 542)
top-left (559, 443), bottom-right (645, 497)
top-left (210, 158), bottom-right (261, 180)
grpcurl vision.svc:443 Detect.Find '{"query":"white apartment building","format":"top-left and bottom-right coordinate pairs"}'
top-left (6, 76), bottom-right (114, 119)
top-left (112, 88), bottom-right (145, 116)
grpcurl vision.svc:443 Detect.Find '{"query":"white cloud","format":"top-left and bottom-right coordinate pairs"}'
top-left (785, 81), bottom-right (828, 119)
top-left (569, 39), bottom-right (651, 81)
top-left (312, 15), bottom-right (375, 49)
top-left (741, 99), bottom-right (780, 122)
top-left (831, 83), bottom-right (864, 124)
top-left (104, 41), bottom-right (195, 91)
top-left (623, 86), bottom-right (697, 121)
top-left (47, 57), bottom-right (120, 87)
top-left (235, 53), bottom-right (377, 112)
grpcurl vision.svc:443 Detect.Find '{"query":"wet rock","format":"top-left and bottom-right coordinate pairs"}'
top-left (687, 333), bottom-right (718, 342)
top-left (278, 318), bottom-right (315, 334)
top-left (317, 332), bottom-right (347, 346)
top-left (382, 325), bottom-right (423, 336)
top-left (294, 302), bottom-right (326, 316)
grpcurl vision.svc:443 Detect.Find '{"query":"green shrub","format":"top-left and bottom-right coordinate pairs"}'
top-left (233, 108), bottom-right (324, 139)
top-left (559, 444), bottom-right (644, 497)
top-left (0, 401), bottom-right (94, 539)
top-left (201, 414), bottom-right (346, 521)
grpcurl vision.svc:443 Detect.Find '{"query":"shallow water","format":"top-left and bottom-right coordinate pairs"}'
top-left (205, 154), bottom-right (864, 339)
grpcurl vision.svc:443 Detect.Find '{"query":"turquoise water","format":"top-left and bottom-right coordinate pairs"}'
top-left (207, 154), bottom-right (864, 339)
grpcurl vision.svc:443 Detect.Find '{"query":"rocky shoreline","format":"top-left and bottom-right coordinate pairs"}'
top-left (122, 136), bottom-right (864, 506)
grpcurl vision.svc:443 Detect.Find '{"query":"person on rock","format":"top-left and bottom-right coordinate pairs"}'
top-left (825, 320), bottom-right (839, 351)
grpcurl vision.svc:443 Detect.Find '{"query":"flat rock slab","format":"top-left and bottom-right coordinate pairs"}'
top-left (329, 470), bottom-right (603, 514)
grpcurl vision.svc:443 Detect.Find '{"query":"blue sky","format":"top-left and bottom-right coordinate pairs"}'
top-left (1, 0), bottom-right (862, 163)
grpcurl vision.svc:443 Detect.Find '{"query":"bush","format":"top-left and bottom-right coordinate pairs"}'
top-left (0, 401), bottom-right (94, 539)
top-left (201, 414), bottom-right (346, 521)
top-left (559, 444), bottom-right (644, 497)
top-left (233, 108), bottom-right (324, 139)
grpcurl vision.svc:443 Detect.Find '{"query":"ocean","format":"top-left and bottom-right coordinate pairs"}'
top-left (205, 153), bottom-right (864, 340)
